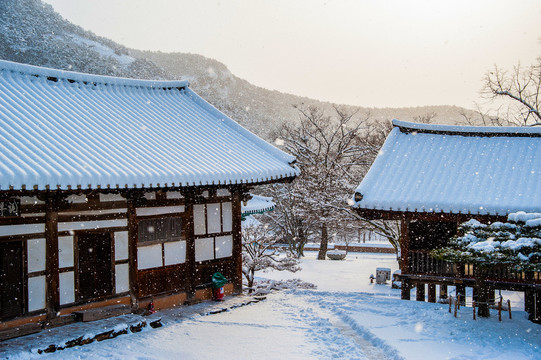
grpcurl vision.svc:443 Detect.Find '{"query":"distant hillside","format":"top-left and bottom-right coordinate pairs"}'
top-left (0, 0), bottom-right (478, 140)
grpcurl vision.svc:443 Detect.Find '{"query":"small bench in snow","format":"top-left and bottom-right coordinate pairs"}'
top-left (327, 250), bottom-right (347, 260)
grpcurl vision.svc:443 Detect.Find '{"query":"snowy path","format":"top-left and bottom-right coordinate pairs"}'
top-left (4, 253), bottom-right (541, 359)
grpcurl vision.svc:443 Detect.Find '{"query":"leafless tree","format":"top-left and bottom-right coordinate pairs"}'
top-left (268, 105), bottom-right (378, 259)
top-left (483, 55), bottom-right (541, 126)
top-left (242, 221), bottom-right (300, 293)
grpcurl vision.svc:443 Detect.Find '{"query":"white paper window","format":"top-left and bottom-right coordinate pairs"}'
top-left (28, 275), bottom-right (46, 312)
top-left (207, 203), bottom-right (221, 234)
top-left (27, 238), bottom-right (46, 273)
top-left (59, 271), bottom-right (75, 305)
top-left (222, 202), bottom-right (233, 233)
top-left (115, 263), bottom-right (129, 294)
top-left (58, 236), bottom-right (74, 268)
top-left (195, 237), bottom-right (214, 262)
top-left (166, 191), bottom-right (184, 199)
top-left (216, 189), bottom-right (231, 197)
top-left (114, 231), bottom-right (129, 261)
top-left (193, 204), bottom-right (206, 235)
top-left (164, 240), bottom-right (186, 266)
top-left (144, 192), bottom-right (156, 200)
top-left (137, 244), bottom-right (162, 270)
top-left (215, 235), bottom-right (233, 259)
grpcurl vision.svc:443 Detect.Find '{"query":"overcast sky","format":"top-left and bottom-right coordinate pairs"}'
top-left (43, 0), bottom-right (540, 109)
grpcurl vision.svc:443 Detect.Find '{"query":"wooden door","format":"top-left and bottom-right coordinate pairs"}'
top-left (77, 233), bottom-right (113, 301)
top-left (0, 241), bottom-right (24, 319)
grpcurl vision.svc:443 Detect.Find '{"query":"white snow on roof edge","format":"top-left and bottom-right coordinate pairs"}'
top-left (0, 59), bottom-right (189, 89)
top-left (392, 119), bottom-right (541, 135)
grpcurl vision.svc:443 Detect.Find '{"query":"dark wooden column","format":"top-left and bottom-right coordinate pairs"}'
top-left (525, 288), bottom-right (534, 319)
top-left (439, 284), bottom-right (448, 300)
top-left (44, 193), bottom-right (62, 319)
top-left (125, 191), bottom-right (144, 310)
top-left (400, 217), bottom-right (410, 274)
top-left (231, 189), bottom-right (245, 294)
top-left (416, 283), bottom-right (425, 301)
top-left (456, 284), bottom-right (466, 305)
top-left (401, 278), bottom-right (411, 300)
top-left (427, 284), bottom-right (436, 303)
top-left (184, 194), bottom-right (196, 300)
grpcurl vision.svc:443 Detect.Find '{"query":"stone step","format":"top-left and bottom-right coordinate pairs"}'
top-left (73, 304), bottom-right (132, 322)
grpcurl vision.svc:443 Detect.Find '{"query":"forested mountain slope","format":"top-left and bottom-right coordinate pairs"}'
top-left (0, 0), bottom-right (475, 139)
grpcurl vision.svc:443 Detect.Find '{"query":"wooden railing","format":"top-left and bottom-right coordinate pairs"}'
top-left (408, 250), bottom-right (457, 276)
top-left (408, 250), bottom-right (541, 283)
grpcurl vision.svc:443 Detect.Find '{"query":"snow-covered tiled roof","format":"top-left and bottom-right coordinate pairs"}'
top-left (0, 60), bottom-right (298, 190)
top-left (241, 195), bottom-right (275, 215)
top-left (353, 120), bottom-right (541, 216)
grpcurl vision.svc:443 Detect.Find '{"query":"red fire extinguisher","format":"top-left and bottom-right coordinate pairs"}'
top-left (213, 286), bottom-right (225, 301)
top-left (147, 300), bottom-right (156, 314)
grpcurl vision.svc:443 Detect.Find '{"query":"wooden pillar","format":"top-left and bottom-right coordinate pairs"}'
top-left (185, 196), bottom-right (196, 300)
top-left (427, 284), bottom-right (436, 303)
top-left (456, 284), bottom-right (466, 305)
top-left (126, 191), bottom-right (143, 310)
top-left (45, 194), bottom-right (60, 319)
top-left (400, 218), bottom-right (410, 274)
top-left (525, 289), bottom-right (534, 319)
top-left (488, 287), bottom-right (496, 305)
top-left (231, 189), bottom-right (244, 294)
top-left (534, 290), bottom-right (541, 323)
top-left (401, 278), bottom-right (411, 300)
top-left (416, 283), bottom-right (425, 301)
top-left (439, 284), bottom-right (448, 300)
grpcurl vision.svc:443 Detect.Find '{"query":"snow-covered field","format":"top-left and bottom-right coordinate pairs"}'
top-left (3, 252), bottom-right (540, 359)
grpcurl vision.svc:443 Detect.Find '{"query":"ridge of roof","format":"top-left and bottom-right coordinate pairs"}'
top-left (392, 119), bottom-right (541, 137)
top-left (0, 59), bottom-right (189, 89)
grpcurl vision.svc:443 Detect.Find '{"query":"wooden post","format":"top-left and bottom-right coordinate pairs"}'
top-left (454, 296), bottom-right (458, 317)
top-left (457, 294), bottom-right (461, 310)
top-left (508, 299), bottom-right (512, 320)
top-left (439, 284), bottom-right (448, 300)
top-left (126, 191), bottom-right (143, 310)
top-left (416, 283), bottom-right (425, 302)
top-left (400, 218), bottom-right (410, 274)
top-left (184, 195), bottom-right (196, 300)
top-left (449, 295), bottom-right (453, 313)
top-left (427, 284), bottom-right (436, 303)
top-left (498, 298), bottom-right (502, 322)
top-left (401, 278), bottom-right (411, 300)
top-left (525, 289), bottom-right (533, 319)
top-left (231, 189), bottom-right (244, 294)
top-left (45, 194), bottom-right (60, 319)
top-left (456, 284), bottom-right (466, 306)
top-left (473, 301), bottom-right (476, 320)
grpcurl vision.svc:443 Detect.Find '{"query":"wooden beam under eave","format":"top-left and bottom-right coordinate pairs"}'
top-left (354, 208), bottom-right (507, 223)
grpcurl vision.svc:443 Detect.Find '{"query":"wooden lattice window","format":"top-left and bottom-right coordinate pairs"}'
top-left (138, 217), bottom-right (183, 245)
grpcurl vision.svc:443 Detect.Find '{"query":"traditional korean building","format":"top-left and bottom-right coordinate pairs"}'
top-left (352, 120), bottom-right (541, 318)
top-left (0, 60), bottom-right (298, 334)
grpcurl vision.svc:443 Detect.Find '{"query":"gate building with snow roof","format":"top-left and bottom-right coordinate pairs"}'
top-left (351, 119), bottom-right (541, 320)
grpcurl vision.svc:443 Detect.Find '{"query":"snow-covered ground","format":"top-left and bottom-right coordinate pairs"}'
top-left (3, 252), bottom-right (540, 359)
